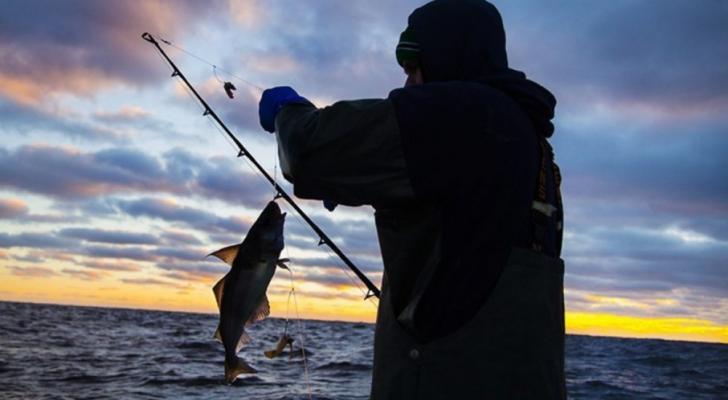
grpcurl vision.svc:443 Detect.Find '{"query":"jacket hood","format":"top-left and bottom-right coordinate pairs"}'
top-left (481, 69), bottom-right (557, 137)
top-left (407, 0), bottom-right (556, 137)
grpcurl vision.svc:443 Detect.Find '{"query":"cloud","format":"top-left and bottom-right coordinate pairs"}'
top-left (155, 259), bottom-right (228, 279)
top-left (93, 107), bottom-right (152, 124)
top-left (563, 224), bottom-right (728, 299)
top-left (120, 277), bottom-right (187, 289)
top-left (82, 245), bottom-right (155, 262)
top-left (0, 145), bottom-right (270, 208)
top-left (0, 0), bottom-right (221, 105)
top-left (59, 227), bottom-right (159, 245)
top-left (0, 145), bottom-right (175, 199)
top-left (115, 197), bottom-right (250, 234)
top-left (0, 99), bottom-right (126, 142)
top-left (498, 0), bottom-right (728, 112)
top-left (160, 229), bottom-right (203, 245)
top-left (7, 265), bottom-right (58, 278)
top-left (286, 213), bottom-right (382, 258)
top-left (0, 232), bottom-right (76, 249)
top-left (74, 259), bottom-right (143, 272)
top-left (153, 246), bottom-right (209, 262)
top-left (0, 198), bottom-right (28, 218)
top-left (10, 253), bottom-right (45, 263)
top-left (61, 268), bottom-right (107, 281)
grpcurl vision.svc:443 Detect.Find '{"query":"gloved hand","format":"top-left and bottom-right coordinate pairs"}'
top-left (258, 86), bottom-right (309, 133)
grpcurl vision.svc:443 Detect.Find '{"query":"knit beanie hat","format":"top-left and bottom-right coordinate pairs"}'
top-left (395, 26), bottom-right (420, 67)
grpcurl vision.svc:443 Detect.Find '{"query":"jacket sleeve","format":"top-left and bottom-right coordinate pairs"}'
top-left (274, 99), bottom-right (414, 207)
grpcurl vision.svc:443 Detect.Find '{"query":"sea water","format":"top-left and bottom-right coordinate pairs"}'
top-left (1, 301), bottom-right (727, 399)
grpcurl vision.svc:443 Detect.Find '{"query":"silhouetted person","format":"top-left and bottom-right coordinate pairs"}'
top-left (258, 0), bottom-right (564, 398)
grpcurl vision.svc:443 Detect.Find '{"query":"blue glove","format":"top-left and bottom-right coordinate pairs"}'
top-left (323, 199), bottom-right (338, 212)
top-left (258, 86), bottom-right (309, 133)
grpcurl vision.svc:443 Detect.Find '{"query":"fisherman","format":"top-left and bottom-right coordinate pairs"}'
top-left (258, 0), bottom-right (565, 398)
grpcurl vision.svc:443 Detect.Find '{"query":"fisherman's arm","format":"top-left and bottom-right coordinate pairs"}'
top-left (270, 95), bottom-right (414, 207)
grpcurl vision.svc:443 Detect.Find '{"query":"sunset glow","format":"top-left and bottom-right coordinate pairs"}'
top-left (1, 0), bottom-right (727, 345)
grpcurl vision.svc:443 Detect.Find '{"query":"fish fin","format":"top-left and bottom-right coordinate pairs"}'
top-left (246, 295), bottom-right (270, 326)
top-left (235, 331), bottom-right (251, 354)
top-left (213, 325), bottom-right (222, 342)
top-left (207, 244), bottom-right (240, 267)
top-left (225, 356), bottom-right (256, 383)
top-left (212, 276), bottom-right (226, 310)
top-left (277, 258), bottom-right (290, 270)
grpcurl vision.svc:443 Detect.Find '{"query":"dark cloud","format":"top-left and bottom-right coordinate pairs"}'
top-left (115, 197), bottom-right (250, 235)
top-left (0, 232), bottom-right (75, 249)
top-left (82, 245), bottom-right (155, 262)
top-left (227, 1), bottom-right (410, 100)
top-left (94, 148), bottom-right (165, 179)
top-left (0, 145), bottom-right (176, 199)
top-left (563, 226), bottom-right (728, 297)
top-left (10, 253), bottom-right (45, 263)
top-left (290, 254), bottom-right (382, 275)
top-left (0, 99), bottom-right (127, 142)
top-left (297, 267), bottom-right (372, 287)
top-left (286, 213), bottom-right (381, 258)
top-left (0, 145), bottom-right (270, 208)
top-left (190, 156), bottom-right (273, 205)
top-left (0, 0), bottom-right (221, 103)
top-left (555, 125), bottom-right (728, 212)
top-left (153, 246), bottom-right (208, 262)
top-left (59, 227), bottom-right (159, 245)
top-left (498, 0), bottom-right (728, 110)
top-left (160, 230), bottom-right (203, 246)
top-left (154, 259), bottom-right (228, 280)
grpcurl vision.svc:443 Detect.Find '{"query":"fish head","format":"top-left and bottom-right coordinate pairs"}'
top-left (247, 201), bottom-right (286, 256)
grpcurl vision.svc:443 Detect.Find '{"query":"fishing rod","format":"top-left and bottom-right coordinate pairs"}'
top-left (141, 32), bottom-right (380, 300)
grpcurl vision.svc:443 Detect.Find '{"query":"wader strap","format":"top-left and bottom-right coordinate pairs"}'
top-left (531, 138), bottom-right (560, 253)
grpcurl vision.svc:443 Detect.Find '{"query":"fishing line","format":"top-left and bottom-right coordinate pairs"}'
top-left (281, 253), bottom-right (313, 400)
top-left (281, 202), bottom-right (379, 310)
top-left (143, 31), bottom-right (382, 300)
top-left (156, 37), bottom-right (379, 311)
top-left (156, 34), bottom-right (264, 92)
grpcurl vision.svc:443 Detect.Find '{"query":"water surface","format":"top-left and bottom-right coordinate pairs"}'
top-left (1, 301), bottom-right (726, 399)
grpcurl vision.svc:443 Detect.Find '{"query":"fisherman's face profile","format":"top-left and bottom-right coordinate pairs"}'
top-left (403, 60), bottom-right (423, 87)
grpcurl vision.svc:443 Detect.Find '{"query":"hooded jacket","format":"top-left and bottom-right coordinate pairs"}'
top-left (385, 0), bottom-right (561, 340)
top-left (274, 1), bottom-right (564, 396)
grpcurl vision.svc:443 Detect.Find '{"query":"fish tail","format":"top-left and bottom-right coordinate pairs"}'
top-left (224, 355), bottom-right (257, 383)
top-left (264, 349), bottom-right (279, 359)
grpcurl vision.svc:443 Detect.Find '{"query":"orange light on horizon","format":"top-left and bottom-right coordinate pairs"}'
top-left (2, 266), bottom-right (727, 344)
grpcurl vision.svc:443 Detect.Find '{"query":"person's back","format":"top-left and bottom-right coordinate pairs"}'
top-left (258, 0), bottom-right (565, 398)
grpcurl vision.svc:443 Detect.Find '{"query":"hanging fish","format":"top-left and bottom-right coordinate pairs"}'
top-left (208, 201), bottom-right (287, 383)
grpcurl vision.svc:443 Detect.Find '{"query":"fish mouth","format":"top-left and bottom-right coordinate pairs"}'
top-left (256, 201), bottom-right (285, 226)
top-left (264, 200), bottom-right (281, 215)
top-left (253, 201), bottom-right (285, 250)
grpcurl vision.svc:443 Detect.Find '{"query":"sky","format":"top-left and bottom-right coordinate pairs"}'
top-left (1, 0), bottom-right (727, 344)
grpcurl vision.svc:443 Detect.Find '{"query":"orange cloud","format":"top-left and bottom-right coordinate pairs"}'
top-left (8, 265), bottom-right (58, 278)
top-left (228, 0), bottom-right (267, 29)
top-left (0, 57), bottom-right (123, 107)
top-left (0, 198), bottom-right (28, 218)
